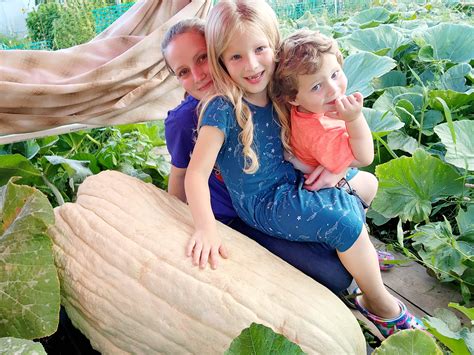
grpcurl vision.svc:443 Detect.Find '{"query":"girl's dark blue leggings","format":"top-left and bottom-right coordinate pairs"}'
top-left (227, 217), bottom-right (353, 294)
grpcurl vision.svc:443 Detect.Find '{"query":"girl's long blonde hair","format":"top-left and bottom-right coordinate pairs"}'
top-left (200, 0), bottom-right (284, 174)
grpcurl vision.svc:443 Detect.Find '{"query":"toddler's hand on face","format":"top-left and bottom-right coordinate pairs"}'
top-left (326, 92), bottom-right (363, 122)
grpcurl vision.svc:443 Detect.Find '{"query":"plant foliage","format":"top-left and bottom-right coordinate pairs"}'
top-left (225, 323), bottom-right (305, 355)
top-left (0, 179), bottom-right (59, 339)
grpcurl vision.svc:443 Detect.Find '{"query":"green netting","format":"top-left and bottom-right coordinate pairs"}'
top-left (269, 0), bottom-right (370, 19)
top-left (270, 0), bottom-right (322, 19)
top-left (2, 40), bottom-right (52, 51)
top-left (92, 2), bottom-right (135, 34)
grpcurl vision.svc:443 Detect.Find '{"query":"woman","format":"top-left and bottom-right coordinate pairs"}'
top-left (161, 18), bottom-right (353, 294)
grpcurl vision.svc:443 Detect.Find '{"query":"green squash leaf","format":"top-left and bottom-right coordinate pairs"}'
top-left (366, 208), bottom-right (391, 226)
top-left (225, 323), bottom-right (305, 355)
top-left (373, 329), bottom-right (442, 354)
top-left (433, 308), bottom-right (462, 332)
top-left (460, 328), bottom-right (474, 354)
top-left (448, 303), bottom-right (474, 321)
top-left (373, 86), bottom-right (424, 113)
top-left (411, 220), bottom-right (471, 285)
top-left (456, 205), bottom-right (474, 236)
top-left (0, 337), bottom-right (46, 354)
top-left (434, 120), bottom-right (474, 171)
top-left (422, 110), bottom-right (444, 136)
top-left (372, 71), bottom-right (407, 91)
top-left (344, 52), bottom-right (397, 97)
top-left (440, 63), bottom-right (472, 93)
top-left (44, 155), bottom-right (93, 183)
top-left (373, 149), bottom-right (464, 222)
top-left (0, 179), bottom-right (60, 339)
top-left (424, 316), bottom-right (471, 354)
top-left (413, 23), bottom-right (474, 63)
top-left (345, 25), bottom-right (409, 58)
top-left (0, 154), bottom-right (43, 186)
top-left (387, 131), bottom-right (418, 154)
top-left (363, 108), bottom-right (404, 137)
top-left (418, 45), bottom-right (435, 62)
top-left (395, 99), bottom-right (416, 126)
top-left (349, 7), bottom-right (390, 26)
top-left (429, 90), bottom-right (474, 111)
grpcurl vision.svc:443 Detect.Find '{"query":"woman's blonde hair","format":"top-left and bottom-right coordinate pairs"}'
top-left (272, 29), bottom-right (343, 150)
top-left (200, 0), bottom-right (281, 174)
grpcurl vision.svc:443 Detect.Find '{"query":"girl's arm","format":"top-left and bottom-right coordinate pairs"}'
top-left (185, 125), bottom-right (228, 270)
top-left (168, 165), bottom-right (187, 203)
top-left (346, 113), bottom-right (374, 167)
top-left (330, 92), bottom-right (374, 167)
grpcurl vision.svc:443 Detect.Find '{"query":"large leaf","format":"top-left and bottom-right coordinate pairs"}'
top-left (424, 316), bottom-right (471, 354)
top-left (345, 25), bottom-right (409, 58)
top-left (373, 329), bottom-right (442, 354)
top-left (422, 110), bottom-right (444, 136)
top-left (373, 86), bottom-right (424, 113)
top-left (363, 108), bottom-right (404, 137)
top-left (0, 154), bottom-right (43, 186)
top-left (0, 179), bottom-right (60, 339)
top-left (372, 71), bottom-right (407, 91)
top-left (429, 90), bottom-right (474, 111)
top-left (394, 20), bottom-right (429, 34)
top-left (434, 120), bottom-right (474, 171)
top-left (440, 63), bottom-right (472, 92)
top-left (411, 219), bottom-right (472, 287)
top-left (449, 303), bottom-right (474, 321)
top-left (456, 205), bottom-right (474, 236)
top-left (44, 155), bottom-right (93, 183)
top-left (344, 52), bottom-right (397, 97)
top-left (372, 149), bottom-right (465, 222)
top-left (387, 131), bottom-right (418, 154)
top-left (413, 23), bottom-right (474, 63)
top-left (0, 337), bottom-right (46, 354)
top-left (225, 323), bottom-right (304, 355)
top-left (349, 7), bottom-right (391, 26)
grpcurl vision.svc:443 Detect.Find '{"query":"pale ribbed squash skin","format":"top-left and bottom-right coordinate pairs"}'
top-left (50, 170), bottom-right (366, 354)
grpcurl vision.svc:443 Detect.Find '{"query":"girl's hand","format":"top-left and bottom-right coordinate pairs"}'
top-left (304, 166), bottom-right (347, 191)
top-left (186, 228), bottom-right (228, 270)
top-left (326, 92), bottom-right (363, 122)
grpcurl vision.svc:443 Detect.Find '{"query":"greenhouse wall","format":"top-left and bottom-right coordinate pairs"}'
top-left (0, 0), bottom-right (35, 37)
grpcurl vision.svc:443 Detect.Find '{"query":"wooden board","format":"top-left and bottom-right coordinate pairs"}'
top-left (350, 236), bottom-right (467, 343)
top-left (370, 237), bottom-right (467, 324)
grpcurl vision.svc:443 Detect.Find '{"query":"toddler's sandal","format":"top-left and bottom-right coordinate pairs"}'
top-left (377, 250), bottom-right (395, 271)
top-left (353, 288), bottom-right (425, 337)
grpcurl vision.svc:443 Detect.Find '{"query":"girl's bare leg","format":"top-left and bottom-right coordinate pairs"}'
top-left (348, 171), bottom-right (378, 207)
top-left (338, 227), bottom-right (399, 318)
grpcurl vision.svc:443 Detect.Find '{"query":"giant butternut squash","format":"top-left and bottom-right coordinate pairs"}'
top-left (50, 170), bottom-right (366, 354)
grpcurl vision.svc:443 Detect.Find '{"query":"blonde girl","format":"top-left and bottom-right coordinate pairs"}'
top-left (185, 0), bottom-right (423, 337)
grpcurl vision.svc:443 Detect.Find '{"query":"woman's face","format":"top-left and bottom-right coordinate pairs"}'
top-left (165, 31), bottom-right (214, 100)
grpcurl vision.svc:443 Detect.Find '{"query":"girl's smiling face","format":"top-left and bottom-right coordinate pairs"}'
top-left (290, 52), bottom-right (348, 114)
top-left (165, 31), bottom-right (214, 100)
top-left (221, 26), bottom-right (275, 106)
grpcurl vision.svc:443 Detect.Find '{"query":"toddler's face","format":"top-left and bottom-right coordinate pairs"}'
top-left (221, 26), bottom-right (275, 106)
top-left (165, 32), bottom-right (214, 100)
top-left (290, 52), bottom-right (347, 114)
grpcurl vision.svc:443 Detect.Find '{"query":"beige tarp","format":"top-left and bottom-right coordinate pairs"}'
top-left (0, 0), bottom-right (212, 144)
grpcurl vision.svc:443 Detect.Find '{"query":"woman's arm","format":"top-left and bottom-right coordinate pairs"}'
top-left (185, 125), bottom-right (228, 269)
top-left (168, 165), bottom-right (187, 202)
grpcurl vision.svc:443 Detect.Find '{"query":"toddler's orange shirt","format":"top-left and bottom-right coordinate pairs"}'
top-left (290, 106), bottom-right (355, 174)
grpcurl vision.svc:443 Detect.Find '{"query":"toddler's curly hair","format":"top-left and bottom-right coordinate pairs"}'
top-left (273, 29), bottom-right (343, 103)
